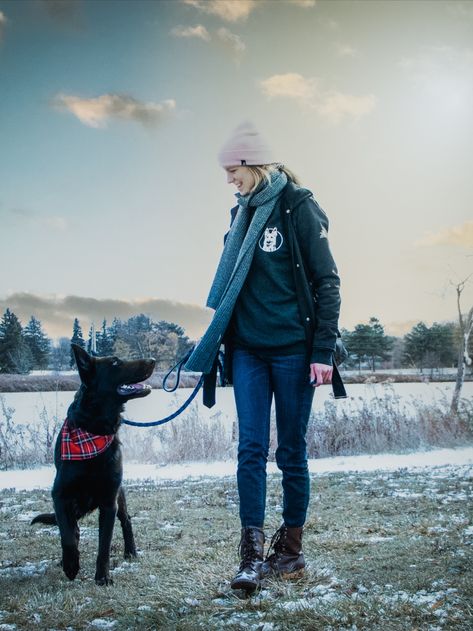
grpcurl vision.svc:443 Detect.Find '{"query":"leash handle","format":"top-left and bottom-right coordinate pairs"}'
top-left (162, 347), bottom-right (194, 392)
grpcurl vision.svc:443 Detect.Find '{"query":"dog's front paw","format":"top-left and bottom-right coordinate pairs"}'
top-left (124, 547), bottom-right (137, 559)
top-left (95, 573), bottom-right (114, 586)
top-left (62, 547), bottom-right (80, 580)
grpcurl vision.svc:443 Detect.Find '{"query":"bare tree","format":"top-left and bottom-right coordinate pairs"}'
top-left (451, 275), bottom-right (473, 413)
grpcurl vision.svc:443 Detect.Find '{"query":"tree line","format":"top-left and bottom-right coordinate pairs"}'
top-left (0, 310), bottom-right (193, 374)
top-left (0, 309), bottom-right (470, 375)
top-left (340, 316), bottom-right (466, 373)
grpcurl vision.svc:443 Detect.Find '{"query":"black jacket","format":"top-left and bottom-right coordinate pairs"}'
top-left (280, 181), bottom-right (341, 359)
top-left (224, 181), bottom-right (340, 351)
top-left (217, 180), bottom-right (346, 399)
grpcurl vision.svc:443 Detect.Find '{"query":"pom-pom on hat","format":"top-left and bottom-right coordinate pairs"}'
top-left (218, 120), bottom-right (276, 168)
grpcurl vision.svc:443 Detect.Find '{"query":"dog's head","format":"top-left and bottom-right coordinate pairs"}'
top-left (69, 344), bottom-right (156, 433)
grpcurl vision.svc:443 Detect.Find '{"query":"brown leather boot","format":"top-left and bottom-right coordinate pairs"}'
top-left (261, 524), bottom-right (305, 579)
top-left (230, 526), bottom-right (265, 593)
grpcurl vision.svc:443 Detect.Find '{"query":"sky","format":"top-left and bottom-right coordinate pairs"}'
top-left (1, 0), bottom-right (472, 342)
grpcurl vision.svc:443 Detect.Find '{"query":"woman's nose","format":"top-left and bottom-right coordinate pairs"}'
top-left (226, 173), bottom-right (233, 183)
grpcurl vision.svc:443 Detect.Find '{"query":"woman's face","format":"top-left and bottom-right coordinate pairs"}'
top-left (225, 166), bottom-right (255, 195)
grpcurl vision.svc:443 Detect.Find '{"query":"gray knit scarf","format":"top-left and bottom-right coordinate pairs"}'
top-left (185, 169), bottom-right (288, 373)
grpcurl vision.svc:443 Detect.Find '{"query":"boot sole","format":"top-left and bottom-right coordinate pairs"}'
top-left (230, 578), bottom-right (260, 593)
top-left (280, 567), bottom-right (305, 580)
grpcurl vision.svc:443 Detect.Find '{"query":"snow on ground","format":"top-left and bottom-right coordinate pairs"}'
top-left (0, 446), bottom-right (472, 491)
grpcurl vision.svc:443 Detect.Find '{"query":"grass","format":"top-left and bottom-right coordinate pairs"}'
top-left (0, 464), bottom-right (472, 630)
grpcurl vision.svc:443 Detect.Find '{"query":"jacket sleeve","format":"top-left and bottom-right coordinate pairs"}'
top-left (293, 195), bottom-right (341, 364)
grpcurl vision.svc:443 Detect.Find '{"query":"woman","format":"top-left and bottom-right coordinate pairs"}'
top-left (185, 121), bottom-right (342, 593)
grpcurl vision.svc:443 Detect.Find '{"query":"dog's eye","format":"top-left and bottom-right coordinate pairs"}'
top-left (112, 359), bottom-right (120, 366)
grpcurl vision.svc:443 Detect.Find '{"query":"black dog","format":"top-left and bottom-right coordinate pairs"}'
top-left (31, 343), bottom-right (155, 585)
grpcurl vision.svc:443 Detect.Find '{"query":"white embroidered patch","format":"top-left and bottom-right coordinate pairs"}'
top-left (259, 227), bottom-right (283, 252)
top-left (320, 226), bottom-right (328, 239)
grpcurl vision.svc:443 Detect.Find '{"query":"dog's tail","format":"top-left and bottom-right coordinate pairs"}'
top-left (31, 513), bottom-right (57, 526)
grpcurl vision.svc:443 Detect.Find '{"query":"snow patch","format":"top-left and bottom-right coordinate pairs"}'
top-left (0, 447), bottom-right (472, 491)
top-left (0, 560), bottom-right (49, 578)
top-left (88, 620), bottom-right (117, 629)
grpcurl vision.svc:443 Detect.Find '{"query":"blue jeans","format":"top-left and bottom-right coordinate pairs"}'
top-left (232, 348), bottom-right (315, 529)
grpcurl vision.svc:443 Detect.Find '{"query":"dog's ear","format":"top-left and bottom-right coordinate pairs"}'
top-left (71, 343), bottom-right (95, 384)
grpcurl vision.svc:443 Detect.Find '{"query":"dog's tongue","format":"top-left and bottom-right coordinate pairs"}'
top-left (117, 383), bottom-right (150, 396)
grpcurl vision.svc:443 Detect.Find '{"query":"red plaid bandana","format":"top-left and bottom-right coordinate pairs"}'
top-left (60, 419), bottom-right (114, 461)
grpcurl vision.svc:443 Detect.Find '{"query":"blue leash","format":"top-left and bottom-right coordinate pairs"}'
top-left (121, 348), bottom-right (211, 428)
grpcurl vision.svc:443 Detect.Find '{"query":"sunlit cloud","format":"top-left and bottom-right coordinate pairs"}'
top-left (53, 93), bottom-right (176, 128)
top-left (289, 0), bottom-right (317, 7)
top-left (182, 0), bottom-right (256, 22)
top-left (216, 27), bottom-right (246, 58)
top-left (0, 11), bottom-right (7, 43)
top-left (415, 221), bottom-right (473, 248)
top-left (170, 23), bottom-right (245, 62)
top-left (170, 24), bottom-right (210, 41)
top-left (336, 43), bottom-right (358, 57)
top-left (261, 72), bottom-right (318, 101)
top-left (260, 72), bottom-right (376, 122)
top-left (0, 293), bottom-right (211, 340)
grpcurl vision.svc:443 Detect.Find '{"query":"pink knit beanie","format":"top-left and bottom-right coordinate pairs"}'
top-left (218, 120), bottom-right (276, 168)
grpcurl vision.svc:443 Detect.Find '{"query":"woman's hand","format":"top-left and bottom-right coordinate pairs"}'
top-left (310, 362), bottom-right (333, 387)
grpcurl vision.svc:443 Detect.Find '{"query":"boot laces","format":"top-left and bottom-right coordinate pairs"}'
top-left (264, 525), bottom-right (288, 561)
top-left (239, 529), bottom-right (260, 570)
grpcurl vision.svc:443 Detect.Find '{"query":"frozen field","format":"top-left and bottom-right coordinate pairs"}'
top-left (2, 381), bottom-right (472, 429)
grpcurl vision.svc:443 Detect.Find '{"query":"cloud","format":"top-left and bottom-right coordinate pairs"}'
top-left (0, 11), bottom-right (7, 43)
top-left (446, 1), bottom-right (473, 19)
top-left (170, 23), bottom-right (245, 62)
top-left (41, 0), bottom-right (82, 28)
top-left (53, 93), bottom-right (176, 128)
top-left (170, 24), bottom-right (210, 41)
top-left (216, 27), bottom-right (245, 58)
top-left (336, 43), bottom-right (358, 58)
top-left (4, 208), bottom-right (68, 231)
top-left (415, 221), bottom-right (473, 248)
top-left (42, 216), bottom-right (68, 231)
top-left (261, 73), bottom-right (318, 101)
top-left (289, 0), bottom-right (316, 7)
top-left (183, 0), bottom-right (256, 22)
top-left (0, 293), bottom-right (212, 341)
top-left (399, 45), bottom-right (473, 76)
top-left (260, 72), bottom-right (376, 122)
top-left (398, 46), bottom-right (473, 115)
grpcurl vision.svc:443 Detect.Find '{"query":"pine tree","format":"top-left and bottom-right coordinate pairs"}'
top-left (403, 322), bottom-right (430, 371)
top-left (0, 309), bottom-right (32, 373)
top-left (23, 316), bottom-right (51, 370)
top-left (70, 318), bottom-right (85, 368)
top-left (97, 319), bottom-right (114, 357)
top-left (87, 325), bottom-right (94, 355)
top-left (50, 337), bottom-right (71, 371)
top-left (345, 317), bottom-right (392, 371)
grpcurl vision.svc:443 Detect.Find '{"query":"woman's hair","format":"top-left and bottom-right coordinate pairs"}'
top-left (247, 163), bottom-right (301, 193)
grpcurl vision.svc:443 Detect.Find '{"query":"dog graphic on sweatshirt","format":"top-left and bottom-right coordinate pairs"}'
top-left (259, 227), bottom-right (283, 252)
